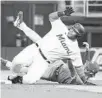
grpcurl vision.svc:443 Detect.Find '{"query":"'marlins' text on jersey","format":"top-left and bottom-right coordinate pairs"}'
top-left (56, 34), bottom-right (69, 54)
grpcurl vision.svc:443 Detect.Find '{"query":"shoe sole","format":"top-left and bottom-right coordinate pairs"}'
top-left (17, 11), bottom-right (23, 27)
top-left (14, 11), bottom-right (23, 27)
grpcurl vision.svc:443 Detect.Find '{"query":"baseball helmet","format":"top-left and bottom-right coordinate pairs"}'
top-left (84, 61), bottom-right (99, 78)
top-left (72, 23), bottom-right (86, 37)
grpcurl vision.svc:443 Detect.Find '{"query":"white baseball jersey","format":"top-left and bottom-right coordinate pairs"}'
top-left (38, 18), bottom-right (83, 67)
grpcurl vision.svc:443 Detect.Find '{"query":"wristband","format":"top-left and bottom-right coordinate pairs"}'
top-left (57, 11), bottom-right (65, 17)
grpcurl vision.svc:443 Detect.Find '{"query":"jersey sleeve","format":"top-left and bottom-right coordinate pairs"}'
top-left (50, 18), bottom-right (66, 29)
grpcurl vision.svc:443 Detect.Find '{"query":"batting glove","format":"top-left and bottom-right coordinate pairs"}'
top-left (64, 7), bottom-right (74, 16)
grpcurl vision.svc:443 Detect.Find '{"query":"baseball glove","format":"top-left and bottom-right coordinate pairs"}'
top-left (64, 6), bottom-right (74, 16)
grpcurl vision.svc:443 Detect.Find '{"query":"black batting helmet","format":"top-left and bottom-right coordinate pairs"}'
top-left (72, 23), bottom-right (86, 37)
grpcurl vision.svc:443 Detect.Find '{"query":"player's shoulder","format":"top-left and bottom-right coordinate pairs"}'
top-left (50, 18), bottom-right (63, 25)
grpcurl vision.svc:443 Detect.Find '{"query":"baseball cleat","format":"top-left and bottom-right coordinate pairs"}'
top-left (13, 11), bottom-right (23, 27)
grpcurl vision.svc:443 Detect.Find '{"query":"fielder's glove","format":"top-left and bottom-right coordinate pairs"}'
top-left (8, 75), bottom-right (23, 84)
top-left (64, 7), bottom-right (74, 16)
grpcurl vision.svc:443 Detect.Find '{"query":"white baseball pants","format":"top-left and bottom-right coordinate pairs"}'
top-left (12, 43), bottom-right (49, 84)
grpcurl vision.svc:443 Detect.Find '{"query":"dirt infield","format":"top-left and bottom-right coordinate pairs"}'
top-left (1, 71), bottom-right (102, 98)
top-left (1, 84), bottom-right (102, 98)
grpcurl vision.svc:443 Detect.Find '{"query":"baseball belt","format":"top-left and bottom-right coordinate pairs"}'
top-left (35, 43), bottom-right (50, 64)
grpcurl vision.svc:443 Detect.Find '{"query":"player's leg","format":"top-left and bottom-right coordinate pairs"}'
top-left (22, 48), bottom-right (49, 84)
top-left (56, 64), bottom-right (73, 84)
top-left (42, 60), bottom-right (73, 84)
top-left (51, 60), bottom-right (83, 84)
top-left (41, 60), bottom-right (69, 83)
top-left (41, 60), bottom-right (81, 84)
top-left (55, 64), bottom-right (84, 85)
top-left (41, 65), bottom-right (58, 81)
top-left (13, 11), bottom-right (41, 43)
top-left (12, 43), bottom-right (37, 73)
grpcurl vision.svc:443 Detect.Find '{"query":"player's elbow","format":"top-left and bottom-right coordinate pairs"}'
top-left (49, 12), bottom-right (58, 22)
top-left (49, 13), bottom-right (53, 21)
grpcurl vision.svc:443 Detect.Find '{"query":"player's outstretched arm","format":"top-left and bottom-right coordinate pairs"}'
top-left (49, 6), bottom-right (74, 22)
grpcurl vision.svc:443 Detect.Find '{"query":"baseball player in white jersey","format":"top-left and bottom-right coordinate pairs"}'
top-left (1, 11), bottom-right (76, 84)
top-left (2, 6), bottom-right (89, 84)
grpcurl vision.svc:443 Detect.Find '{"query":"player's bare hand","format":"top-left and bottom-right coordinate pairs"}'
top-left (64, 6), bottom-right (74, 16)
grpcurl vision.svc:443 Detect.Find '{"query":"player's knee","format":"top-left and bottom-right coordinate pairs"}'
top-left (12, 55), bottom-right (22, 65)
top-left (11, 64), bottom-right (22, 73)
top-left (11, 58), bottom-right (20, 72)
top-left (23, 76), bottom-right (37, 84)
